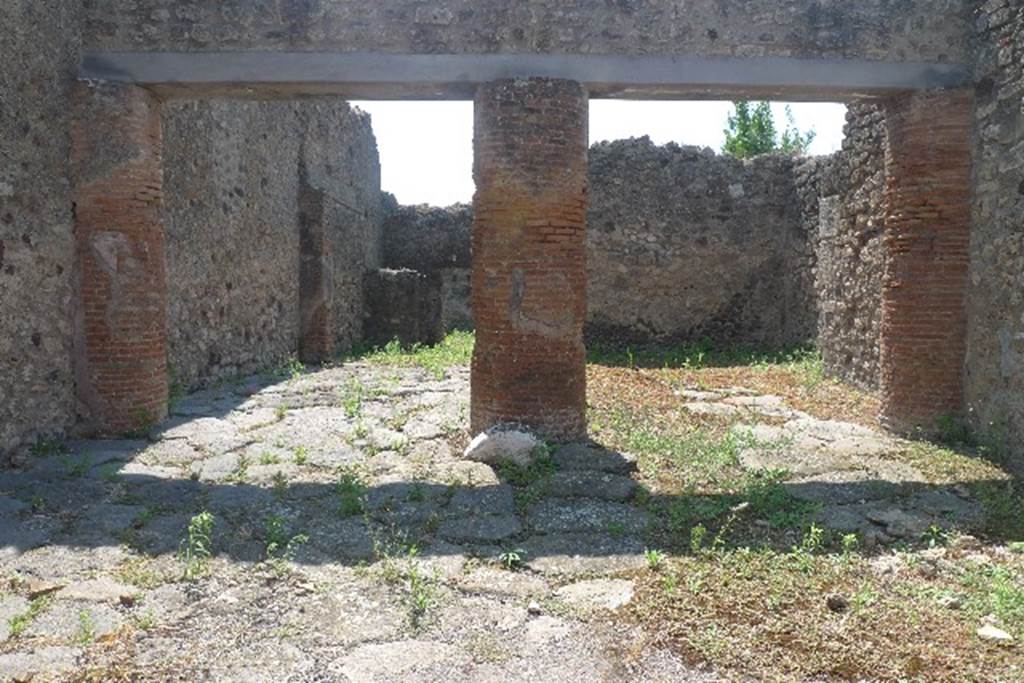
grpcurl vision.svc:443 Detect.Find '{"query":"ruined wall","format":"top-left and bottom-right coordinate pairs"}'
top-left (801, 104), bottom-right (889, 390)
top-left (383, 139), bottom-right (816, 348)
top-left (84, 1), bottom-right (970, 65)
top-left (968, 1), bottom-right (1024, 461)
top-left (0, 2), bottom-right (82, 455)
top-left (587, 139), bottom-right (810, 347)
top-left (164, 99), bottom-right (381, 390)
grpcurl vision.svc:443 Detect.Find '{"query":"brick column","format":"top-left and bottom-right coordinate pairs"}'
top-left (72, 83), bottom-right (168, 434)
top-left (471, 78), bottom-right (589, 441)
top-left (879, 89), bottom-right (973, 432)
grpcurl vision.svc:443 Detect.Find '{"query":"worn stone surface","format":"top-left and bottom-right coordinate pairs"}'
top-left (0, 356), bottom-right (997, 680)
top-left (82, 2), bottom-right (971, 64)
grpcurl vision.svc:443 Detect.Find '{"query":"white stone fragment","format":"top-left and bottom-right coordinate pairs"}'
top-left (463, 427), bottom-right (539, 468)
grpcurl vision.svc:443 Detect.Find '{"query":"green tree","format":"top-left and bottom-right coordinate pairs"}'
top-left (723, 102), bottom-right (816, 158)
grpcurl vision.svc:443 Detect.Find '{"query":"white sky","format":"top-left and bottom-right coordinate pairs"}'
top-left (352, 100), bottom-right (847, 206)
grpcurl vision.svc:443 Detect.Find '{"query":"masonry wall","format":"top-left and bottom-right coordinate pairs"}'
top-left (587, 139), bottom-right (810, 347)
top-left (83, 1), bottom-right (970, 65)
top-left (968, 1), bottom-right (1024, 463)
top-left (0, 2), bottom-right (82, 456)
top-left (799, 104), bottom-right (889, 390)
top-left (164, 99), bottom-right (381, 391)
top-left (383, 139), bottom-right (818, 348)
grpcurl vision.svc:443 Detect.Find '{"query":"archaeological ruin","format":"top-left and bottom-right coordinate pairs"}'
top-left (4, 0), bottom-right (1018, 462)
top-left (4, 2), bottom-right (1024, 679)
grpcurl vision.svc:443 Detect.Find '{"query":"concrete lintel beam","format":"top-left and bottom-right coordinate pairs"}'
top-left (80, 52), bottom-right (970, 101)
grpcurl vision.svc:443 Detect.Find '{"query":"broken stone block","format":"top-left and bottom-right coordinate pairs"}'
top-left (463, 427), bottom-right (539, 468)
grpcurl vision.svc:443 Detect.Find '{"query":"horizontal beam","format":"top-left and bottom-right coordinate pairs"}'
top-left (80, 52), bottom-right (970, 101)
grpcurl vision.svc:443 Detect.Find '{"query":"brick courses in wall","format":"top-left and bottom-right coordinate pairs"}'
top-left (71, 82), bottom-right (169, 435)
top-left (471, 78), bottom-right (589, 441)
top-left (879, 89), bottom-right (973, 433)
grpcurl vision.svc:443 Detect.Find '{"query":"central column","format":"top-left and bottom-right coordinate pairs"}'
top-left (471, 78), bottom-right (589, 441)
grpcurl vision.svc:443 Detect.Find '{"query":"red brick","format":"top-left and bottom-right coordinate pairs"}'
top-left (879, 89), bottom-right (973, 432)
top-left (71, 83), bottom-right (168, 435)
top-left (470, 79), bottom-right (589, 441)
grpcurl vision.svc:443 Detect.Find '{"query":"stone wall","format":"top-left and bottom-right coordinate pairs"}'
top-left (83, 1), bottom-right (970, 65)
top-left (587, 139), bottom-right (810, 347)
top-left (383, 138), bottom-right (817, 348)
top-left (968, 0), bottom-right (1024, 462)
top-left (0, 2), bottom-right (82, 455)
top-left (164, 99), bottom-right (381, 391)
top-left (800, 104), bottom-right (888, 390)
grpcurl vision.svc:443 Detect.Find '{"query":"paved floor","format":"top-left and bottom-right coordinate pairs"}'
top-left (0, 361), bottom-right (989, 681)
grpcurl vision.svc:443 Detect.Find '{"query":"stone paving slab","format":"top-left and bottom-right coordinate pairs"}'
top-left (0, 361), bottom-right (988, 681)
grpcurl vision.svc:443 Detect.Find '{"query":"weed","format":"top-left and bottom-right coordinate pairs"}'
top-left (258, 451), bottom-right (279, 465)
top-left (29, 437), bottom-right (66, 458)
top-left (690, 524), bottom-right (707, 554)
top-left (76, 609), bottom-right (97, 644)
top-left (274, 404), bottom-right (288, 422)
top-left (272, 471), bottom-right (289, 498)
top-left (935, 414), bottom-right (973, 446)
top-left (645, 548), bottom-right (666, 571)
top-left (60, 455), bottom-right (91, 478)
top-left (340, 378), bottom-right (366, 418)
top-left (497, 449), bottom-right (557, 488)
top-left (117, 558), bottom-right (165, 589)
top-left (841, 533), bottom-right (860, 560)
top-left (743, 469), bottom-right (816, 529)
top-left (292, 445), bottom-right (309, 465)
top-left (278, 355), bottom-right (306, 380)
top-left (264, 515), bottom-right (309, 575)
top-left (337, 470), bottom-right (368, 517)
top-left (407, 484), bottom-right (426, 503)
top-left (133, 609), bottom-right (157, 631)
top-left (179, 511), bottom-right (215, 581)
top-left (405, 547), bottom-right (437, 627)
top-left (231, 454), bottom-right (250, 483)
top-left (498, 548), bottom-right (526, 571)
top-left (790, 524), bottom-right (824, 573)
top-left (352, 330), bottom-right (475, 380)
top-left (9, 595), bottom-right (51, 638)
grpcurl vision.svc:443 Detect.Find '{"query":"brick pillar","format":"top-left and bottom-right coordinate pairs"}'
top-left (471, 78), bottom-right (589, 441)
top-left (72, 82), bottom-right (168, 434)
top-left (297, 156), bottom-right (333, 364)
top-left (879, 89), bottom-right (973, 432)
